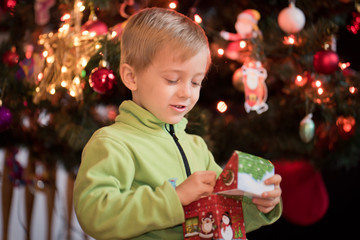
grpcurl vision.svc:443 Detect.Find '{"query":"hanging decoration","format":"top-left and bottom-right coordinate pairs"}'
top-left (0, 105), bottom-right (12, 132)
top-left (81, 2), bottom-right (108, 37)
top-left (273, 160), bottom-right (329, 226)
top-left (240, 60), bottom-right (268, 114)
top-left (34, 0), bottom-right (56, 26)
top-left (34, 0), bottom-right (105, 103)
top-left (278, 0), bottom-right (306, 34)
top-left (1, 0), bottom-right (17, 13)
top-left (0, 79), bottom-right (12, 132)
top-left (2, 46), bottom-right (19, 67)
top-left (313, 49), bottom-right (339, 75)
top-left (89, 60), bottom-right (117, 94)
top-left (15, 44), bottom-right (41, 82)
top-left (299, 113), bottom-right (315, 143)
top-left (220, 9), bottom-right (262, 62)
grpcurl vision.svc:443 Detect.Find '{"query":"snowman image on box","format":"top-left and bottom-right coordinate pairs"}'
top-left (221, 212), bottom-right (233, 240)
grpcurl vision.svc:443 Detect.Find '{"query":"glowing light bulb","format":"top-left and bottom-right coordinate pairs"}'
top-left (343, 123), bottom-right (352, 133)
top-left (283, 35), bottom-right (295, 45)
top-left (349, 86), bottom-right (357, 94)
top-left (50, 88), bottom-right (56, 95)
top-left (61, 66), bottom-right (68, 73)
top-left (317, 87), bottom-right (324, 95)
top-left (73, 76), bottom-right (81, 85)
top-left (217, 101), bottom-right (228, 113)
top-left (46, 56), bottom-right (55, 64)
top-left (69, 90), bottom-right (76, 97)
top-left (42, 50), bottom-right (48, 58)
top-left (339, 62), bottom-right (350, 70)
top-left (295, 74), bottom-right (307, 87)
top-left (37, 73), bottom-right (44, 81)
top-left (239, 40), bottom-right (247, 48)
top-left (80, 58), bottom-right (88, 67)
top-left (61, 13), bottom-right (71, 21)
top-left (169, 1), bottom-right (177, 9)
top-left (194, 14), bottom-right (202, 24)
top-left (217, 48), bottom-right (224, 56)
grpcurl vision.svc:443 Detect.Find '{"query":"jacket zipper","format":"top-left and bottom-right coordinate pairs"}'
top-left (167, 124), bottom-right (191, 177)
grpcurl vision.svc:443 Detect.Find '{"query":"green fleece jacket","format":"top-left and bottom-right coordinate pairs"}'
top-left (73, 100), bottom-right (282, 239)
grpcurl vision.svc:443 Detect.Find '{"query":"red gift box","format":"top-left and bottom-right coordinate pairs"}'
top-left (183, 194), bottom-right (246, 240)
top-left (183, 151), bottom-right (274, 239)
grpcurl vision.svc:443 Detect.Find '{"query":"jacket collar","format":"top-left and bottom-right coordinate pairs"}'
top-left (115, 100), bottom-right (188, 138)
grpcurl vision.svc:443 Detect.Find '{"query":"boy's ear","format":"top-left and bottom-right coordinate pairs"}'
top-left (120, 63), bottom-right (137, 91)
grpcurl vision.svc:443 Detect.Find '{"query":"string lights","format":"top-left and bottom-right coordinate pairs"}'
top-left (34, 0), bottom-right (105, 103)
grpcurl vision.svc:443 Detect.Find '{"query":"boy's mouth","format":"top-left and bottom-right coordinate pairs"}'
top-left (171, 104), bottom-right (187, 112)
top-left (173, 105), bottom-right (185, 109)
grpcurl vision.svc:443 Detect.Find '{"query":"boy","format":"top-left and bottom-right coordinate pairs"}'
top-left (74, 7), bottom-right (282, 239)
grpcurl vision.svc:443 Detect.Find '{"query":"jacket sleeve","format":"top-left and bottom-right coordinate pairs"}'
top-left (243, 196), bottom-right (283, 232)
top-left (73, 135), bottom-right (185, 240)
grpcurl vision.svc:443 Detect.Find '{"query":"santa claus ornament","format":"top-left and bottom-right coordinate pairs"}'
top-left (220, 9), bottom-right (262, 62)
top-left (240, 60), bottom-right (269, 114)
top-left (278, 1), bottom-right (306, 34)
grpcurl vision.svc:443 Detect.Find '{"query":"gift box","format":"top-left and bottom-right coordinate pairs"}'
top-left (183, 151), bottom-right (274, 240)
top-left (214, 151), bottom-right (274, 197)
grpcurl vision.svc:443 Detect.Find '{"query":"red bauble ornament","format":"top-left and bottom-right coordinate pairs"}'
top-left (274, 160), bottom-right (329, 226)
top-left (2, 47), bottom-right (19, 66)
top-left (89, 67), bottom-right (117, 94)
top-left (313, 50), bottom-right (339, 75)
top-left (0, 106), bottom-right (12, 132)
top-left (82, 15), bottom-right (108, 36)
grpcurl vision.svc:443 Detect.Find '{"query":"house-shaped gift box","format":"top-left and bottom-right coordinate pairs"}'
top-left (183, 151), bottom-right (274, 240)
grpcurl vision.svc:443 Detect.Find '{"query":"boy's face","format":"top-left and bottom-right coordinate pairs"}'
top-left (132, 47), bottom-right (209, 124)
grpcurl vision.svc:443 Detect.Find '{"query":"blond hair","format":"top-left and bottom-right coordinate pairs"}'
top-left (120, 7), bottom-right (210, 73)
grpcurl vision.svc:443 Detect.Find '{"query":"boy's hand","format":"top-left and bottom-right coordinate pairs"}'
top-left (252, 174), bottom-right (282, 214)
top-left (175, 171), bottom-right (217, 206)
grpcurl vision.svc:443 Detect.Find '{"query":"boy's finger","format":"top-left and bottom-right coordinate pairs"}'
top-left (198, 171), bottom-right (217, 185)
top-left (264, 174), bottom-right (282, 185)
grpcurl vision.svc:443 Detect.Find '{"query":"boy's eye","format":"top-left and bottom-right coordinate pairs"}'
top-left (166, 79), bottom-right (178, 84)
top-left (191, 81), bottom-right (202, 87)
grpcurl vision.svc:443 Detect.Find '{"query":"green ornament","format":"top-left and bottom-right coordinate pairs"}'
top-left (299, 113), bottom-right (315, 143)
top-left (80, 69), bottom-right (86, 78)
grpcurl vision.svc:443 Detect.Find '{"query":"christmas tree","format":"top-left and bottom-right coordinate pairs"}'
top-left (1, 0), bottom-right (360, 239)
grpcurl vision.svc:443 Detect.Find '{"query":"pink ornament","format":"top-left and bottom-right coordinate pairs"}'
top-left (2, 47), bottom-right (19, 66)
top-left (0, 106), bottom-right (12, 132)
top-left (313, 50), bottom-right (339, 75)
top-left (34, 0), bottom-right (55, 26)
top-left (278, 2), bottom-right (306, 34)
top-left (2, 0), bottom-right (17, 12)
top-left (82, 16), bottom-right (108, 36)
top-left (89, 67), bottom-right (117, 94)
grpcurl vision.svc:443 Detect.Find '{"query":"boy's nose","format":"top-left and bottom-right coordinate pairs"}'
top-left (178, 82), bottom-right (192, 98)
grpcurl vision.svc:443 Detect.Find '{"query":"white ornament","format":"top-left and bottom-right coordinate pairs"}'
top-left (278, 2), bottom-right (306, 34)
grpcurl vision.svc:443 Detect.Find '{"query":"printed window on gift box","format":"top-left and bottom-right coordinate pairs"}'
top-left (184, 217), bottom-right (200, 237)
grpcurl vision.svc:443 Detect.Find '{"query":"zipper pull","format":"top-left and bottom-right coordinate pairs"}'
top-left (169, 124), bottom-right (178, 141)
